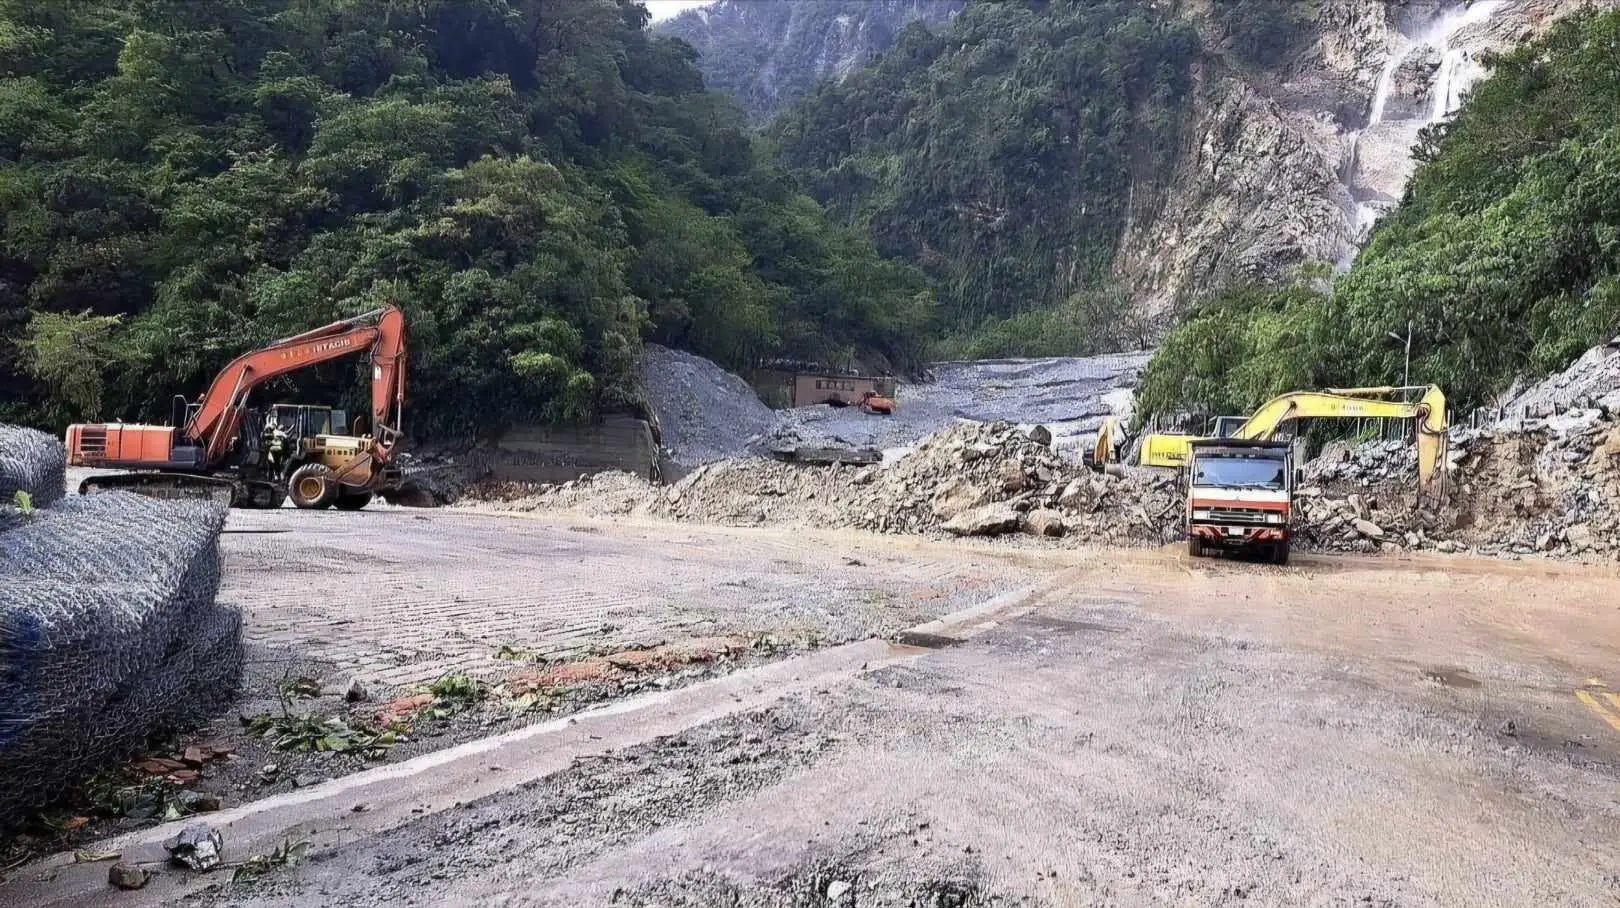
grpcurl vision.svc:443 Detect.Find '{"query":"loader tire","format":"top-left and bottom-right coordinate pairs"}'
top-left (288, 464), bottom-right (337, 510)
top-left (1188, 537), bottom-right (1205, 559)
top-left (1272, 541), bottom-right (1291, 566)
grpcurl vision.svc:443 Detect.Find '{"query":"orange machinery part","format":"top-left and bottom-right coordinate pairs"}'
top-left (65, 424), bottom-right (177, 466)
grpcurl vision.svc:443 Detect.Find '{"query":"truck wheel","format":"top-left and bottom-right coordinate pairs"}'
top-left (288, 464), bottom-right (336, 510)
top-left (1272, 541), bottom-right (1291, 566)
top-left (1188, 537), bottom-right (1205, 558)
top-left (334, 490), bottom-right (373, 511)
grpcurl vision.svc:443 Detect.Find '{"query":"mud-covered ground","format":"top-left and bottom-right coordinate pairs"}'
top-left (1, 504), bottom-right (1037, 873)
top-left (83, 549), bottom-right (1620, 908)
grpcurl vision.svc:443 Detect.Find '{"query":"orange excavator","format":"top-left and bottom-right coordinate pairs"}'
top-left (65, 306), bottom-right (407, 510)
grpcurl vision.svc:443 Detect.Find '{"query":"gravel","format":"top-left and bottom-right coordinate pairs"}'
top-left (767, 353), bottom-right (1149, 458)
top-left (639, 346), bottom-right (1149, 474)
top-left (640, 345), bottom-right (776, 475)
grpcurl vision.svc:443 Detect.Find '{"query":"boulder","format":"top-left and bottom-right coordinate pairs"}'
top-left (1026, 425), bottom-right (1054, 447)
top-left (999, 459), bottom-right (1027, 492)
top-left (1601, 427), bottom-right (1620, 458)
top-left (942, 505), bottom-right (1023, 537)
top-left (931, 477), bottom-right (988, 519)
top-left (1566, 523), bottom-right (1595, 551)
top-left (109, 863), bottom-right (149, 890)
top-left (1352, 518), bottom-right (1385, 539)
top-left (1025, 509), bottom-right (1067, 537)
top-left (1057, 479), bottom-right (1088, 509)
top-left (1348, 493), bottom-right (1370, 520)
top-left (962, 443), bottom-right (996, 462)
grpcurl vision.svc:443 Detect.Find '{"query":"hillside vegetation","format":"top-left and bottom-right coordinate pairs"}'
top-left (768, 1), bottom-right (1200, 353)
top-left (658, 0), bottom-right (963, 123)
top-left (0, 0), bottom-right (930, 434)
top-left (1137, 9), bottom-right (1620, 419)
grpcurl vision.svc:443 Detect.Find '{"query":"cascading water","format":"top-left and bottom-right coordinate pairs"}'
top-left (1344, 0), bottom-right (1510, 252)
top-left (1365, 43), bottom-right (1410, 129)
top-left (1429, 0), bottom-right (1510, 118)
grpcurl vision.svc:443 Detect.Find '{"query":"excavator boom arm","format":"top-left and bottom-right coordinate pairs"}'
top-left (1233, 386), bottom-right (1448, 500)
top-left (185, 307), bottom-right (407, 466)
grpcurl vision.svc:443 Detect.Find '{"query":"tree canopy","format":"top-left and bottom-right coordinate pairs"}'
top-left (766, 1), bottom-right (1200, 351)
top-left (658, 0), bottom-right (964, 123)
top-left (1138, 9), bottom-right (1620, 420)
top-left (0, 0), bottom-right (932, 434)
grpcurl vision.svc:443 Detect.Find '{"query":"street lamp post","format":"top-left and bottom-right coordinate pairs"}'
top-left (1388, 319), bottom-right (1413, 394)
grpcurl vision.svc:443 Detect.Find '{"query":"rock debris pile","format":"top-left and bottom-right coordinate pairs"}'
top-left (490, 405), bottom-right (1620, 563)
top-left (488, 420), bottom-right (1183, 545)
top-left (1298, 409), bottom-right (1619, 558)
top-left (639, 344), bottom-right (777, 475)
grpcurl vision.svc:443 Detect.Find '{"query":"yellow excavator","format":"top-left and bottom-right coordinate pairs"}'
top-left (1139, 385), bottom-right (1450, 500)
top-left (1083, 415), bottom-right (1122, 471)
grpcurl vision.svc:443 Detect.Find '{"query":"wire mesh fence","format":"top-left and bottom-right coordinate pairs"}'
top-left (0, 425), bottom-right (67, 507)
top-left (0, 486), bottom-right (239, 830)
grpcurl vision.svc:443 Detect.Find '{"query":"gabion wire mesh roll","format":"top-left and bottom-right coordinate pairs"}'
top-left (0, 491), bottom-right (240, 829)
top-left (0, 425), bottom-right (67, 507)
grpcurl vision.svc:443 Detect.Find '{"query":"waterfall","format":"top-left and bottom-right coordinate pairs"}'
top-left (1344, 0), bottom-right (1510, 252)
top-left (1366, 43), bottom-right (1413, 127)
top-left (1424, 1), bottom-right (1509, 119)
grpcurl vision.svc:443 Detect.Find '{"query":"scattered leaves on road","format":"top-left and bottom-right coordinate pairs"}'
top-left (241, 713), bottom-right (396, 755)
top-left (231, 837), bottom-right (310, 884)
top-left (276, 676), bottom-right (322, 700)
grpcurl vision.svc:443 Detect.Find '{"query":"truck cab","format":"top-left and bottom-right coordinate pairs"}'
top-left (1185, 439), bottom-right (1296, 564)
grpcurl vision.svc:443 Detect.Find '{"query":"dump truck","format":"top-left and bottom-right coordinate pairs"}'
top-left (1184, 438), bottom-right (1298, 564)
top-left (65, 306), bottom-right (407, 510)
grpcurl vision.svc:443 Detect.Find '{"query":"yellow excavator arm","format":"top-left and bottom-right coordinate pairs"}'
top-left (1094, 416), bottom-right (1119, 465)
top-left (1141, 386), bottom-right (1449, 500)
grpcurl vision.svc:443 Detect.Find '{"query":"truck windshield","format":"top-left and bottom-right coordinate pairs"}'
top-left (1192, 457), bottom-right (1286, 489)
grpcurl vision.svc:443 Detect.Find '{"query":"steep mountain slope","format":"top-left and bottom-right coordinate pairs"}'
top-left (1119, 0), bottom-right (1605, 319)
top-left (760, 0), bottom-right (1604, 346)
top-left (1138, 7), bottom-right (1620, 417)
top-left (768, 1), bottom-right (1201, 348)
top-left (657, 0), bottom-right (964, 122)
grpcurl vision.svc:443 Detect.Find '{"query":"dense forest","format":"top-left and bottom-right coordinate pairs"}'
top-left (658, 0), bottom-right (963, 123)
top-left (8, 0), bottom-right (1608, 436)
top-left (768, 1), bottom-right (1201, 355)
top-left (1137, 8), bottom-right (1620, 419)
top-left (0, 0), bottom-right (931, 434)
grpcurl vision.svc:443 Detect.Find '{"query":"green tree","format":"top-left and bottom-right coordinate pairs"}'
top-left (0, 0), bottom-right (934, 434)
top-left (21, 310), bottom-right (122, 420)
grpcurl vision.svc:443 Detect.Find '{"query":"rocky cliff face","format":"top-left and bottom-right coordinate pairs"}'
top-left (657, 0), bottom-right (965, 122)
top-left (1117, 0), bottom-right (1612, 320)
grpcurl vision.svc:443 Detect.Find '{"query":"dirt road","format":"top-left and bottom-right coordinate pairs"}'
top-left (220, 507), bottom-right (1038, 689)
top-left (10, 516), bottom-right (1620, 906)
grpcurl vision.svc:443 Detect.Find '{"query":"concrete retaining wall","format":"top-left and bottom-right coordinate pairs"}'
top-left (488, 415), bottom-right (658, 483)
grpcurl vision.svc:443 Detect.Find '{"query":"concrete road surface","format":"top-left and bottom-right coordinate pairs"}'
top-left (9, 519), bottom-right (1620, 907)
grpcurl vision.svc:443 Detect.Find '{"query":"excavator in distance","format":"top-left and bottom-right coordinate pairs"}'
top-left (65, 306), bottom-right (407, 510)
top-left (1138, 385), bottom-right (1450, 502)
top-left (1082, 415), bottom-right (1122, 471)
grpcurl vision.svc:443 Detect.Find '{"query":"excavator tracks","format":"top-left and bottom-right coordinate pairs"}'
top-left (78, 472), bottom-right (282, 508)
